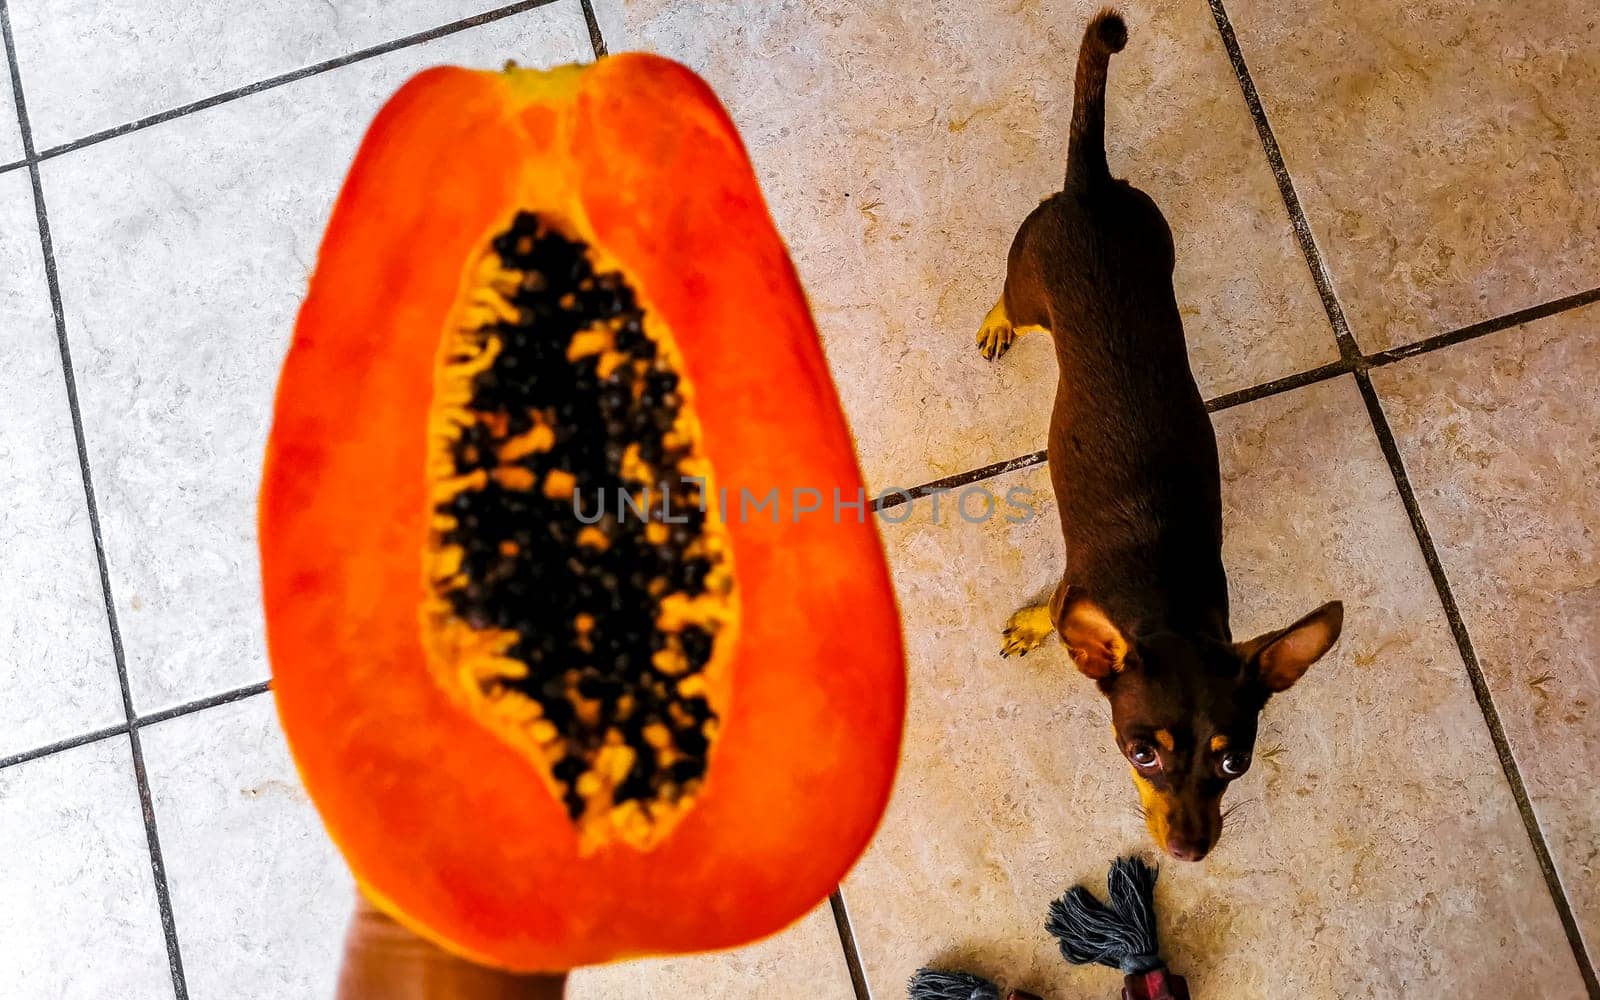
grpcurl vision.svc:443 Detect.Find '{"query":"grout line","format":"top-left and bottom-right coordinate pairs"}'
top-left (1207, 0), bottom-right (1600, 991)
top-left (0, 5), bottom-right (188, 995)
top-left (0, 682), bottom-right (275, 774)
top-left (867, 356), bottom-right (1347, 506)
top-left (873, 450), bottom-right (1047, 510)
top-left (0, 723), bottom-right (130, 770)
top-left (829, 888), bottom-right (873, 1000)
top-left (126, 729), bottom-right (189, 1000)
top-left (1202, 359), bottom-right (1348, 413)
top-left (578, 0), bottom-right (608, 58)
top-left (23, 0), bottom-right (563, 166)
top-left (867, 272), bottom-right (1600, 506)
top-left (0, 155), bottom-right (23, 174)
top-left (1205, 0), bottom-right (1358, 359)
top-left (1365, 285), bottom-right (1600, 368)
top-left (135, 681), bottom-right (273, 730)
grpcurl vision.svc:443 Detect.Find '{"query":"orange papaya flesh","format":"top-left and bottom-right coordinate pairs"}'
top-left (259, 54), bottom-right (904, 972)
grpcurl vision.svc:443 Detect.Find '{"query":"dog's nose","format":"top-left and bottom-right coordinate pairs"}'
top-left (1165, 837), bottom-right (1210, 862)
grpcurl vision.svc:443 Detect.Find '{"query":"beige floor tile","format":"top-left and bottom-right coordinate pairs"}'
top-left (842, 377), bottom-right (1584, 998)
top-left (1227, 0), bottom-right (1600, 352)
top-left (1373, 303), bottom-right (1600, 959)
top-left (592, 0), bottom-right (1334, 490)
top-left (567, 903), bottom-right (853, 999)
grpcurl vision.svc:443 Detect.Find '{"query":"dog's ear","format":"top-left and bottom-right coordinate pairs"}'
top-left (1237, 600), bottom-right (1344, 692)
top-left (1052, 587), bottom-right (1129, 679)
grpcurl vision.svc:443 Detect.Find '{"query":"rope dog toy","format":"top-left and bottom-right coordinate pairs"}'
top-left (908, 856), bottom-right (1189, 1000)
top-left (1047, 857), bottom-right (1188, 1000)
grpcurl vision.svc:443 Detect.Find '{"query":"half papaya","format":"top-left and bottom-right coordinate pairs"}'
top-left (259, 54), bottom-right (904, 971)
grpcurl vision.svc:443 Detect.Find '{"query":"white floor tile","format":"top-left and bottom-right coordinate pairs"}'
top-left (40, 2), bottom-right (592, 711)
top-left (6, 0), bottom-right (515, 150)
top-left (142, 695), bottom-right (352, 999)
top-left (0, 170), bottom-right (124, 758)
top-left (0, 737), bottom-right (172, 999)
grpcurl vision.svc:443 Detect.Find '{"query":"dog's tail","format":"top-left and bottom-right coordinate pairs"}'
top-left (1064, 9), bottom-right (1127, 194)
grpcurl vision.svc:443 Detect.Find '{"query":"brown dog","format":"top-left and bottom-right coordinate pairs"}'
top-left (982, 9), bottom-right (1343, 862)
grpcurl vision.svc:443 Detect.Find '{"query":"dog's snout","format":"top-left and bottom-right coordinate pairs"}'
top-left (1164, 836), bottom-right (1211, 862)
top-left (1163, 806), bottom-right (1219, 862)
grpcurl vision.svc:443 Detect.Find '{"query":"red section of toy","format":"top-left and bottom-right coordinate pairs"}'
top-left (1123, 967), bottom-right (1191, 1000)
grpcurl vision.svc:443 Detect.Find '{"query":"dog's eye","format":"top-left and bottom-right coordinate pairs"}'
top-left (1221, 751), bottom-right (1250, 777)
top-left (1128, 743), bottom-right (1158, 768)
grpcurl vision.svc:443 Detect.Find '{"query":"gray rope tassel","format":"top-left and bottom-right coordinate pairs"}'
top-left (907, 968), bottom-right (999, 1000)
top-left (1045, 855), bottom-right (1163, 975)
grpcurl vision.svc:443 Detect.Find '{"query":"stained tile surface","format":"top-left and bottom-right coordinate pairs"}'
top-left (1227, 0), bottom-right (1600, 351)
top-left (592, 0), bottom-right (1335, 490)
top-left (41, 3), bottom-right (591, 711)
top-left (6, 0), bottom-right (510, 149)
top-left (142, 695), bottom-right (351, 999)
top-left (0, 738), bottom-right (171, 999)
top-left (843, 378), bottom-right (1584, 998)
top-left (568, 905), bottom-right (854, 999)
top-left (0, 170), bottom-right (124, 759)
top-left (1374, 304), bottom-right (1600, 956)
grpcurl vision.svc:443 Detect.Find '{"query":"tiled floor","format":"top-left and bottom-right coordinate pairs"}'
top-left (0, 0), bottom-right (1596, 998)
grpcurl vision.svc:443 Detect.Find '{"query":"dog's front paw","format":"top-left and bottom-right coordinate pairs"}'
top-left (1001, 605), bottom-right (1054, 657)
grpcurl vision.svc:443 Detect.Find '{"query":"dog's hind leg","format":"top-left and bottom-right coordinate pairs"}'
top-left (976, 297), bottom-right (1050, 361)
top-left (977, 297), bottom-right (1017, 361)
top-left (978, 194), bottom-right (1056, 363)
top-left (983, 6), bottom-right (1124, 364)
top-left (977, 256), bottom-right (1053, 364)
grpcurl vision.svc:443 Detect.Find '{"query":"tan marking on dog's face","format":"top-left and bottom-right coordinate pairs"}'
top-left (1154, 729), bottom-right (1175, 752)
top-left (1131, 769), bottom-right (1172, 848)
top-left (1209, 734), bottom-right (1229, 753)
